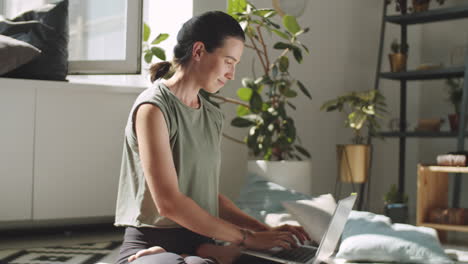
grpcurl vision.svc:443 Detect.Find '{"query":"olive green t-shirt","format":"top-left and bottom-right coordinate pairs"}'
top-left (114, 81), bottom-right (224, 228)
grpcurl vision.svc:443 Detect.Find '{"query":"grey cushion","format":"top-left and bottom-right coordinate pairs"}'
top-left (0, 0), bottom-right (68, 81)
top-left (0, 35), bottom-right (41, 75)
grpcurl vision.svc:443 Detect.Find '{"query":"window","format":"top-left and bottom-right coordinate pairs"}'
top-left (143, 0), bottom-right (193, 63)
top-left (1, 0), bottom-right (143, 74)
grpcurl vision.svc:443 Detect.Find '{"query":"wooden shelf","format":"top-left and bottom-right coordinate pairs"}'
top-left (376, 131), bottom-right (467, 138)
top-left (380, 66), bottom-right (464, 81)
top-left (420, 165), bottom-right (468, 174)
top-left (386, 5), bottom-right (468, 25)
top-left (417, 164), bottom-right (468, 240)
top-left (420, 222), bottom-right (468, 232)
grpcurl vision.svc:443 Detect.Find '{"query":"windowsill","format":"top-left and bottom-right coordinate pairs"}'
top-left (67, 74), bottom-right (150, 89)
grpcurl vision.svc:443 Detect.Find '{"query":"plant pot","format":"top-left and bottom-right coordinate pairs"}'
top-left (336, 144), bottom-right (371, 184)
top-left (247, 160), bottom-right (312, 195)
top-left (412, 0), bottom-right (430, 12)
top-left (388, 53), bottom-right (407, 72)
top-left (384, 203), bottom-right (408, 223)
top-left (449, 113), bottom-right (459, 132)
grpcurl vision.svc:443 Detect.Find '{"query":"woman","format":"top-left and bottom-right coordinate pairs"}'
top-left (114, 11), bottom-right (310, 264)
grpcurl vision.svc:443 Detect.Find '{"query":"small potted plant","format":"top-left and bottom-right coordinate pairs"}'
top-left (320, 89), bottom-right (387, 183)
top-left (383, 184), bottom-right (409, 223)
top-left (445, 78), bottom-right (464, 132)
top-left (388, 39), bottom-right (408, 72)
top-left (411, 0), bottom-right (445, 13)
top-left (386, 0), bottom-right (445, 13)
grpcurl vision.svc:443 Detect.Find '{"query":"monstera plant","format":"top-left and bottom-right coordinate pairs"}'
top-left (210, 0), bottom-right (312, 162)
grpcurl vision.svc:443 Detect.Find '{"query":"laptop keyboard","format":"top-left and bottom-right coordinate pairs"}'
top-left (271, 246), bottom-right (317, 263)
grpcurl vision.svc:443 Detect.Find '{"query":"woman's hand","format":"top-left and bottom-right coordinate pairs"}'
top-left (244, 230), bottom-right (297, 251)
top-left (127, 246), bottom-right (166, 262)
top-left (270, 224), bottom-right (311, 245)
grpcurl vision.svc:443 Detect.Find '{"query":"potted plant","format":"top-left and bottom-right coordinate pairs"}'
top-left (411, 0), bottom-right (445, 13)
top-left (320, 89), bottom-right (387, 183)
top-left (208, 0), bottom-right (313, 194)
top-left (445, 78), bottom-right (464, 132)
top-left (388, 39), bottom-right (408, 73)
top-left (141, 22), bottom-right (171, 76)
top-left (383, 184), bottom-right (409, 223)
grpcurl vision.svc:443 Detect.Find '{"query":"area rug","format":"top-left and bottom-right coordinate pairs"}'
top-left (0, 241), bottom-right (121, 264)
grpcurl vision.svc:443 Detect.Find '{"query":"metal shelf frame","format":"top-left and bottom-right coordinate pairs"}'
top-left (372, 1), bottom-right (468, 208)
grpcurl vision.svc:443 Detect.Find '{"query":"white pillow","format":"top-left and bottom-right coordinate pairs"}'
top-left (336, 211), bottom-right (454, 264)
top-left (281, 193), bottom-right (337, 243)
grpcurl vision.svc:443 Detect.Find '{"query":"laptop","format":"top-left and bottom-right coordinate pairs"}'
top-left (241, 194), bottom-right (357, 264)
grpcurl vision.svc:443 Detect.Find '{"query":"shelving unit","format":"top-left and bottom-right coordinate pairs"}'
top-left (417, 164), bottom-right (468, 240)
top-left (372, 1), bottom-right (468, 208)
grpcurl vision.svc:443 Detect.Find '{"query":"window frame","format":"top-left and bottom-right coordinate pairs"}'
top-left (68, 0), bottom-right (143, 75)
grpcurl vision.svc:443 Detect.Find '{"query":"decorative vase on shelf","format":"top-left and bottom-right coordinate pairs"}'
top-left (336, 144), bottom-right (371, 184)
top-left (384, 203), bottom-right (408, 223)
top-left (388, 53), bottom-right (407, 72)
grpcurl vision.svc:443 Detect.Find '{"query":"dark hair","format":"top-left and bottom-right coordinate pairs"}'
top-left (149, 11), bottom-right (245, 82)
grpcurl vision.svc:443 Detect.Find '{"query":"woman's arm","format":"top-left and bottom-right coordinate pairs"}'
top-left (218, 194), bottom-right (270, 231)
top-left (218, 194), bottom-right (311, 244)
top-left (135, 104), bottom-right (295, 250)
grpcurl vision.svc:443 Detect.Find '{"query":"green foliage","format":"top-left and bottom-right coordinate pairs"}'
top-left (383, 184), bottom-right (408, 204)
top-left (320, 89), bottom-right (387, 144)
top-left (142, 22), bottom-right (170, 64)
top-left (390, 38), bottom-right (409, 54)
top-left (445, 78), bottom-right (464, 114)
top-left (219, 0), bottom-right (311, 161)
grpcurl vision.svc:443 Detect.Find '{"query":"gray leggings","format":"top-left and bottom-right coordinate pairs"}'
top-left (130, 253), bottom-right (215, 264)
top-left (115, 227), bottom-right (216, 264)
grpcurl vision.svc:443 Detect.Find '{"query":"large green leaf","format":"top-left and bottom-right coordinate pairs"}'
top-left (236, 105), bottom-right (250, 116)
top-left (279, 56), bottom-right (289, 72)
top-left (231, 116), bottom-right (255, 127)
top-left (283, 15), bottom-right (301, 34)
top-left (151, 33), bottom-right (169, 45)
top-left (284, 89), bottom-right (297, 98)
top-left (252, 8), bottom-right (275, 17)
top-left (237, 87), bottom-right (253, 101)
top-left (144, 51), bottom-right (153, 64)
top-left (287, 101), bottom-right (297, 110)
top-left (292, 46), bottom-right (303, 63)
top-left (271, 29), bottom-right (289, 40)
top-left (250, 92), bottom-right (263, 113)
top-left (151, 47), bottom-right (166, 61)
top-left (274, 42), bottom-right (293, 50)
top-left (295, 145), bottom-right (311, 158)
top-left (143, 22), bottom-right (151, 42)
top-left (227, 0), bottom-right (247, 18)
top-left (297, 81), bottom-right (312, 100)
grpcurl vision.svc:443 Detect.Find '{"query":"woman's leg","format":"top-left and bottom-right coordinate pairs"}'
top-left (131, 253), bottom-right (215, 264)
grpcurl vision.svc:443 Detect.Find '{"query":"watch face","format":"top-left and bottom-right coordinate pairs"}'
top-left (272, 0), bottom-right (307, 17)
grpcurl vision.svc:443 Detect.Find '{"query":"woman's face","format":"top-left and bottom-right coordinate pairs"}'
top-left (196, 37), bottom-right (244, 93)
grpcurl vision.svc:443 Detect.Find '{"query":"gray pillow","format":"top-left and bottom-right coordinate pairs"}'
top-left (0, 35), bottom-right (41, 75)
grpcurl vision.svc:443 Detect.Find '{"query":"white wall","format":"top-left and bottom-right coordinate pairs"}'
top-left (193, 0), bottom-right (423, 218)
